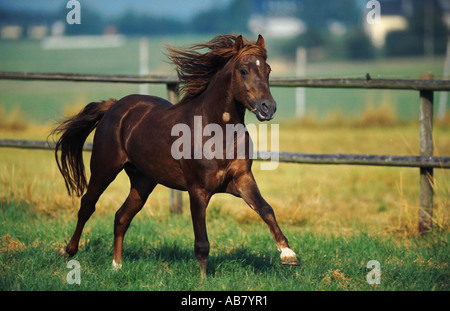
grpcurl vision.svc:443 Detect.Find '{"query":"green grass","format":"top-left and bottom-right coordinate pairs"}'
top-left (0, 122), bottom-right (449, 291)
top-left (1, 199), bottom-right (448, 291)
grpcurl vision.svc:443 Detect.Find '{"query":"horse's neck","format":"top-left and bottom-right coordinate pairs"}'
top-left (197, 72), bottom-right (245, 126)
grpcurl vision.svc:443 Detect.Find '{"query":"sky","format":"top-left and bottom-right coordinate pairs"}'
top-left (0, 0), bottom-right (232, 21)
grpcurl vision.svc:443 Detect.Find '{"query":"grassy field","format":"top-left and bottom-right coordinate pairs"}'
top-left (0, 123), bottom-right (449, 291)
top-left (0, 199), bottom-right (447, 291)
top-left (0, 37), bottom-right (449, 291)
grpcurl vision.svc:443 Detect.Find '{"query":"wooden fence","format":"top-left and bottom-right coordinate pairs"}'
top-left (0, 71), bottom-right (449, 233)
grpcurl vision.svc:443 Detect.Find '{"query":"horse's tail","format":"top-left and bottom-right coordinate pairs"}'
top-left (52, 99), bottom-right (117, 197)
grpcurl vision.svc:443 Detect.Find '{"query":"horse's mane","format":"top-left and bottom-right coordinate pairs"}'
top-left (166, 34), bottom-right (267, 105)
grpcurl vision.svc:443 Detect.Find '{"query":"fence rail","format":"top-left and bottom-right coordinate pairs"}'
top-left (0, 71), bottom-right (178, 84)
top-left (1, 71), bottom-right (450, 90)
top-left (0, 70), bottom-right (449, 233)
top-left (1, 139), bottom-right (449, 169)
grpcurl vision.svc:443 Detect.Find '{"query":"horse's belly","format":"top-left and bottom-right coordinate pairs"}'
top-left (128, 150), bottom-right (187, 191)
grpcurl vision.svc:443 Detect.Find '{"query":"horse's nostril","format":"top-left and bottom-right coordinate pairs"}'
top-left (261, 103), bottom-right (269, 113)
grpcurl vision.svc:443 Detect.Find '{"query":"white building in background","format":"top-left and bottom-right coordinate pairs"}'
top-left (51, 21), bottom-right (66, 37)
top-left (363, 0), bottom-right (411, 48)
top-left (249, 16), bottom-right (305, 38)
top-left (363, 0), bottom-right (450, 49)
top-left (248, 0), bottom-right (305, 38)
top-left (1, 25), bottom-right (23, 39)
top-left (27, 25), bottom-right (48, 39)
top-left (364, 15), bottom-right (408, 48)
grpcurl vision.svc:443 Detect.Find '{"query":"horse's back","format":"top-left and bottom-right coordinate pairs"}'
top-left (94, 93), bottom-right (173, 147)
top-left (111, 94), bottom-right (173, 114)
top-left (98, 93), bottom-right (174, 140)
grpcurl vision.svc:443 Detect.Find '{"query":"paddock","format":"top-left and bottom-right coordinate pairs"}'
top-left (1, 70), bottom-right (449, 233)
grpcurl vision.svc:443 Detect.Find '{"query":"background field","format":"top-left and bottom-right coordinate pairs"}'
top-left (0, 37), bottom-right (448, 123)
top-left (0, 37), bottom-right (449, 291)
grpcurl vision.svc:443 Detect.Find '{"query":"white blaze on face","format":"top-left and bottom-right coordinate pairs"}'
top-left (256, 59), bottom-right (260, 67)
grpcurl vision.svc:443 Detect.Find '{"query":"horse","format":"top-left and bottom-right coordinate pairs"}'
top-left (52, 34), bottom-right (299, 277)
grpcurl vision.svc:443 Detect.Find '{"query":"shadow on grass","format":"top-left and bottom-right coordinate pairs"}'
top-left (121, 241), bottom-right (280, 275)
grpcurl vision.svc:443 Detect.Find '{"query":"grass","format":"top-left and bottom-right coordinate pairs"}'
top-left (0, 121), bottom-right (449, 291)
top-left (1, 200), bottom-right (448, 291)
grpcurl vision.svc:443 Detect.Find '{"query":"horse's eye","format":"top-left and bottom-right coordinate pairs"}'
top-left (240, 68), bottom-right (249, 76)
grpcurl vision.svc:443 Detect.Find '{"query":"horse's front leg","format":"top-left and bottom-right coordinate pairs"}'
top-left (188, 187), bottom-right (212, 278)
top-left (231, 172), bottom-right (299, 265)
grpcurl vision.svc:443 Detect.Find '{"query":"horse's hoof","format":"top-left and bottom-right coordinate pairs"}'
top-left (59, 244), bottom-right (78, 258)
top-left (280, 248), bottom-right (300, 266)
top-left (281, 256), bottom-right (300, 266)
top-left (112, 259), bottom-right (122, 271)
top-left (59, 248), bottom-right (70, 257)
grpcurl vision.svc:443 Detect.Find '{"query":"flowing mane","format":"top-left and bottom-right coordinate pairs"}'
top-left (166, 34), bottom-right (267, 105)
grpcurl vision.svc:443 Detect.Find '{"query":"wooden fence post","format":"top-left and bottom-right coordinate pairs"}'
top-left (418, 72), bottom-right (434, 233)
top-left (139, 38), bottom-right (149, 95)
top-left (167, 83), bottom-right (183, 214)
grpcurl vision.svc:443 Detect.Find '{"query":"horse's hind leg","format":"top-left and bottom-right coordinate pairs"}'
top-left (65, 145), bottom-right (125, 257)
top-left (112, 164), bottom-right (156, 270)
top-left (64, 170), bottom-right (121, 257)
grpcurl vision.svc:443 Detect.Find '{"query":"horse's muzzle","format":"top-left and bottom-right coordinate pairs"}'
top-left (254, 99), bottom-right (276, 121)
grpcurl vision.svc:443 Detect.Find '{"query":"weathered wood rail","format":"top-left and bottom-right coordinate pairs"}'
top-left (1, 139), bottom-right (449, 169)
top-left (1, 71), bottom-right (450, 91)
top-left (0, 71), bottom-right (449, 233)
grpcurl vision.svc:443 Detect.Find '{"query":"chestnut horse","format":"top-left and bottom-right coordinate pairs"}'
top-left (53, 34), bottom-right (299, 277)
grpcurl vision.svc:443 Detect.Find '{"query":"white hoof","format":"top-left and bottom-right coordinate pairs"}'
top-left (112, 259), bottom-right (122, 271)
top-left (280, 248), bottom-right (300, 266)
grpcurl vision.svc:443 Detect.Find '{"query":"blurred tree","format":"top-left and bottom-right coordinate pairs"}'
top-left (299, 0), bottom-right (360, 30)
top-left (385, 0), bottom-right (448, 57)
top-left (345, 30), bottom-right (375, 59)
top-left (280, 28), bottom-right (326, 56)
top-left (189, 0), bottom-right (250, 34)
top-left (62, 4), bottom-right (104, 35)
top-left (116, 10), bottom-right (184, 35)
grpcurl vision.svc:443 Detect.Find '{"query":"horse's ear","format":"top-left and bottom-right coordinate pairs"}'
top-left (233, 35), bottom-right (243, 52)
top-left (256, 34), bottom-right (265, 48)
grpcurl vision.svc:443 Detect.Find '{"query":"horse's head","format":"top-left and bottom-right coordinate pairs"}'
top-left (231, 35), bottom-right (276, 121)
